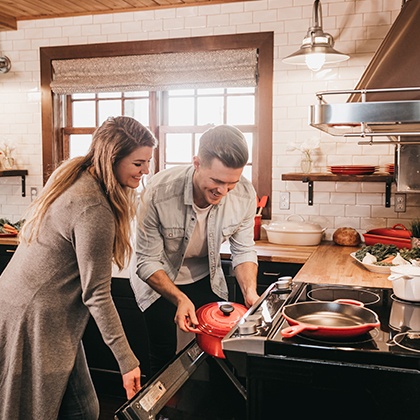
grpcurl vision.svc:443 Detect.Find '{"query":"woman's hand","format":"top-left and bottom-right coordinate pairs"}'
top-left (122, 366), bottom-right (141, 400)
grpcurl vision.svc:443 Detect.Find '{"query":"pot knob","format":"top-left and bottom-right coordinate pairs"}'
top-left (219, 304), bottom-right (234, 316)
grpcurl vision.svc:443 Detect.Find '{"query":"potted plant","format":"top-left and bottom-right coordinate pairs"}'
top-left (410, 218), bottom-right (420, 248)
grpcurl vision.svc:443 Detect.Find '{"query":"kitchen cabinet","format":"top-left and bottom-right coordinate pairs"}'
top-left (0, 169), bottom-right (28, 197)
top-left (82, 277), bottom-right (151, 398)
top-left (0, 243), bottom-right (17, 273)
top-left (282, 172), bottom-right (394, 207)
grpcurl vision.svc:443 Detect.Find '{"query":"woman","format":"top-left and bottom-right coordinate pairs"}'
top-left (0, 116), bottom-right (157, 419)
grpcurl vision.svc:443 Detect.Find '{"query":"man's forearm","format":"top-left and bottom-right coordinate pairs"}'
top-left (146, 269), bottom-right (187, 306)
top-left (234, 262), bottom-right (259, 307)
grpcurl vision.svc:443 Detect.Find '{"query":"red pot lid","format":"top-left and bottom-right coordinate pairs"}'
top-left (195, 302), bottom-right (247, 338)
top-left (366, 224), bottom-right (412, 239)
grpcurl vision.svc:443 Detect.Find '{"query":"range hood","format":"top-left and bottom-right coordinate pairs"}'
top-left (310, 0), bottom-right (420, 141)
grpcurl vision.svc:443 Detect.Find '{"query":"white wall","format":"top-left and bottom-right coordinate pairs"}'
top-left (0, 0), bottom-right (416, 239)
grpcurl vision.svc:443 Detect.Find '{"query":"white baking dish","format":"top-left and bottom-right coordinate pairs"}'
top-left (262, 215), bottom-right (325, 246)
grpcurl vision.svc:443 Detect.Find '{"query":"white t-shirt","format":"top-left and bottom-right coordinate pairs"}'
top-left (175, 202), bottom-right (211, 285)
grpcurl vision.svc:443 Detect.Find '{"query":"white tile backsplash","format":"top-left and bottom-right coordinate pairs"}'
top-left (0, 0), bottom-right (413, 232)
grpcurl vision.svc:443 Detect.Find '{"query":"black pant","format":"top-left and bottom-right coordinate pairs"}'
top-left (143, 275), bottom-right (221, 376)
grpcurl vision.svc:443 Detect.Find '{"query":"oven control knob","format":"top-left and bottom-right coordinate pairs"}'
top-left (246, 314), bottom-right (263, 327)
top-left (275, 276), bottom-right (292, 290)
top-left (238, 321), bottom-right (258, 335)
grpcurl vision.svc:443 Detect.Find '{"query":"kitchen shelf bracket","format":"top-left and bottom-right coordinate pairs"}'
top-left (0, 169), bottom-right (29, 197)
top-left (282, 172), bottom-right (394, 207)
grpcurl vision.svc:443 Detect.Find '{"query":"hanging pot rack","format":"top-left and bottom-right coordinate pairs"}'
top-left (310, 86), bottom-right (420, 144)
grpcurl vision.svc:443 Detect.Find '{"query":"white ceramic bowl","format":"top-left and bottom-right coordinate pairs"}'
top-left (262, 216), bottom-right (325, 246)
top-left (388, 265), bottom-right (420, 302)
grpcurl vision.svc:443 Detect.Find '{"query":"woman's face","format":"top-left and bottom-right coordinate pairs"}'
top-left (115, 146), bottom-right (154, 189)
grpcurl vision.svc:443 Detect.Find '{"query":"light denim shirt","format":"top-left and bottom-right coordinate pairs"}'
top-left (130, 165), bottom-right (258, 311)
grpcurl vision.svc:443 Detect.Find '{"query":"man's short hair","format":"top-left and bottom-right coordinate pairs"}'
top-left (198, 125), bottom-right (249, 169)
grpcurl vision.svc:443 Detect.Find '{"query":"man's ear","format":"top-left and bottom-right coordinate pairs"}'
top-left (193, 156), bottom-right (200, 170)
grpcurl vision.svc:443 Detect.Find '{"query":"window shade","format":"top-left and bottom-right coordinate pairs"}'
top-left (50, 48), bottom-right (258, 94)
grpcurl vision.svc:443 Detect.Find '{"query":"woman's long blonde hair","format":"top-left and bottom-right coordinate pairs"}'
top-left (22, 116), bottom-right (157, 270)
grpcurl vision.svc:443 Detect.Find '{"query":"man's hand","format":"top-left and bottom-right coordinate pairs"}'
top-left (122, 366), bottom-right (141, 400)
top-left (175, 296), bottom-right (199, 331)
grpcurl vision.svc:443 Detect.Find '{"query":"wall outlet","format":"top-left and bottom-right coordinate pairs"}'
top-left (279, 192), bottom-right (290, 210)
top-left (394, 193), bottom-right (406, 212)
top-left (30, 187), bottom-right (38, 202)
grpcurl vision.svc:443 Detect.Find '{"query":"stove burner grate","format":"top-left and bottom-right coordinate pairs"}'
top-left (307, 286), bottom-right (380, 306)
top-left (393, 330), bottom-right (420, 353)
top-left (291, 327), bottom-right (380, 347)
top-left (390, 293), bottom-right (420, 306)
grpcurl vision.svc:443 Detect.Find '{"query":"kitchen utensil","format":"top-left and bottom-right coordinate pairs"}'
top-left (388, 265), bottom-right (420, 302)
top-left (363, 224), bottom-right (412, 249)
top-left (262, 215), bottom-right (325, 246)
top-left (256, 195), bottom-right (268, 216)
top-left (185, 302), bottom-right (248, 358)
top-left (281, 299), bottom-right (380, 338)
top-left (254, 215), bottom-right (262, 240)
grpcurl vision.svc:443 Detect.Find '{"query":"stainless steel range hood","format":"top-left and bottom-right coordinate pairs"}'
top-left (310, 0), bottom-right (420, 141)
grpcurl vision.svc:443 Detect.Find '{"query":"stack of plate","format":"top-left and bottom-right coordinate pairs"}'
top-left (385, 163), bottom-right (395, 174)
top-left (327, 165), bottom-right (377, 175)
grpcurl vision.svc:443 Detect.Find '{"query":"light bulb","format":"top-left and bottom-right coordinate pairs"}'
top-left (305, 53), bottom-right (326, 71)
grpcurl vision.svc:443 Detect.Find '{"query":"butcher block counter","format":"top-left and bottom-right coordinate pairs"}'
top-left (1, 237), bottom-right (391, 289)
top-left (294, 241), bottom-right (391, 289)
top-left (220, 239), bottom-right (316, 264)
top-left (0, 236), bottom-right (19, 246)
top-left (221, 240), bottom-right (391, 289)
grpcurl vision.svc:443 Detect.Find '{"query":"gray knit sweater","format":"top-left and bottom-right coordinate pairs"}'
top-left (0, 172), bottom-right (139, 419)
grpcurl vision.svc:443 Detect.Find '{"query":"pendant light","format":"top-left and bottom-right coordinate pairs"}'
top-left (0, 55), bottom-right (11, 73)
top-left (283, 0), bottom-right (349, 71)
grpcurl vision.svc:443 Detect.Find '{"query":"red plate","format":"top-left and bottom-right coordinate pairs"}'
top-left (329, 168), bottom-right (376, 175)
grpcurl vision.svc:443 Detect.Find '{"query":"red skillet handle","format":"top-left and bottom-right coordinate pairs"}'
top-left (281, 323), bottom-right (319, 338)
top-left (334, 299), bottom-right (364, 307)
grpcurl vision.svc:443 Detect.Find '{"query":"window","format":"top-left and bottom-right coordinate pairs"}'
top-left (65, 87), bottom-right (256, 182)
top-left (41, 33), bottom-right (273, 217)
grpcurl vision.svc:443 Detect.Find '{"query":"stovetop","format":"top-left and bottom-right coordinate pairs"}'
top-left (222, 281), bottom-right (420, 371)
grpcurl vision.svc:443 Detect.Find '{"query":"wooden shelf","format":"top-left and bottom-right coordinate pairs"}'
top-left (281, 172), bottom-right (394, 207)
top-left (0, 169), bottom-right (29, 197)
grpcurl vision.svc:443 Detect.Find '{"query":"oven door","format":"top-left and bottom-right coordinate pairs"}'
top-left (115, 340), bottom-right (246, 419)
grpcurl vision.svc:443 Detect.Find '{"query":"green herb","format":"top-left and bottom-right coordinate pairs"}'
top-left (355, 243), bottom-right (420, 265)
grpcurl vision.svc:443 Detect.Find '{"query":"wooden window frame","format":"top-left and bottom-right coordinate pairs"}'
top-left (40, 32), bottom-right (273, 217)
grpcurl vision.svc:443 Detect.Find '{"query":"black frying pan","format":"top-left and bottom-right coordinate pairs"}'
top-left (281, 299), bottom-right (380, 338)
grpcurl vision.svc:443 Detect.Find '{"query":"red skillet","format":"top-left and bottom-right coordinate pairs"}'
top-left (281, 299), bottom-right (380, 338)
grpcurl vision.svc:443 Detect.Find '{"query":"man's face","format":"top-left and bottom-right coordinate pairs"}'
top-left (192, 156), bottom-right (243, 208)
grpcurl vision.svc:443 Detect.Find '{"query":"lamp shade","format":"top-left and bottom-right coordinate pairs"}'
top-left (283, 0), bottom-right (349, 71)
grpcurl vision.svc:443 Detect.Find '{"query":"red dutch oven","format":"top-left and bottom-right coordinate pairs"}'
top-left (363, 223), bottom-right (412, 249)
top-left (186, 302), bottom-right (247, 358)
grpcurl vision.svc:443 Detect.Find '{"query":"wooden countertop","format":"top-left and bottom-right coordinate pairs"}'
top-left (222, 240), bottom-right (391, 289)
top-left (0, 236), bottom-right (19, 246)
top-left (1, 237), bottom-right (391, 289)
top-left (294, 242), bottom-right (391, 289)
top-left (220, 240), bottom-right (316, 264)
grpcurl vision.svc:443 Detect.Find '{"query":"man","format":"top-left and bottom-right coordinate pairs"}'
top-left (130, 124), bottom-right (259, 375)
